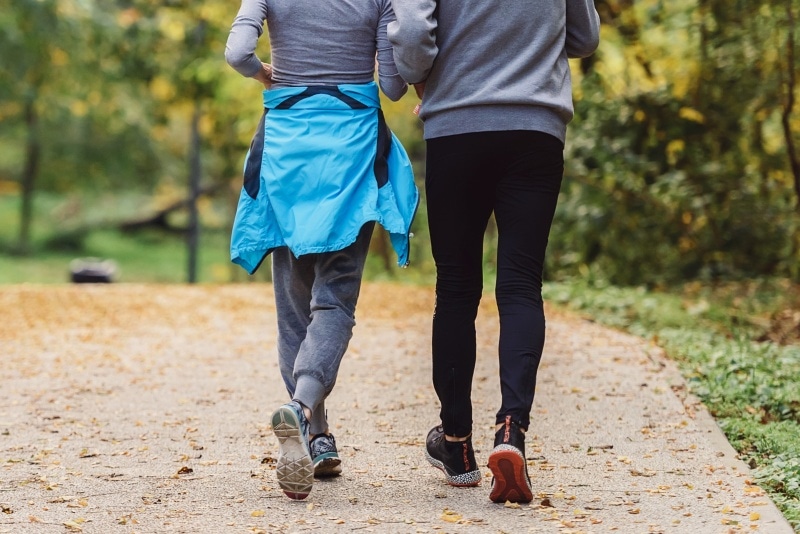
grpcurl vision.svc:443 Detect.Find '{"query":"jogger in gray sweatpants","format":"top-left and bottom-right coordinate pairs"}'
top-left (273, 222), bottom-right (374, 437)
top-left (225, 0), bottom-right (417, 502)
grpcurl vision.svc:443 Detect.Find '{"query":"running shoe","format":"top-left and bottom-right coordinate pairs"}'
top-left (488, 415), bottom-right (532, 503)
top-left (424, 425), bottom-right (481, 487)
top-left (271, 401), bottom-right (313, 500)
top-left (309, 432), bottom-right (342, 477)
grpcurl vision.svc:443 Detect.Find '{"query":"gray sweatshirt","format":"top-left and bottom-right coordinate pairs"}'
top-left (225, 0), bottom-right (408, 101)
top-left (388, 0), bottom-right (600, 140)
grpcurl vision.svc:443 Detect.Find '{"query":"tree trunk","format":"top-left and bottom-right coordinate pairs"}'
top-left (18, 97), bottom-right (40, 255)
top-left (187, 104), bottom-right (202, 284)
top-left (781, 3), bottom-right (800, 208)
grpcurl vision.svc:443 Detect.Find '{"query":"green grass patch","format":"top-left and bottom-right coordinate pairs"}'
top-left (544, 279), bottom-right (800, 530)
top-left (0, 191), bottom-right (436, 284)
top-left (0, 228), bottom-right (236, 284)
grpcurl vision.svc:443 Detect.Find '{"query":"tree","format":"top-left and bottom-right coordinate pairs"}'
top-left (551, 0), bottom-right (800, 285)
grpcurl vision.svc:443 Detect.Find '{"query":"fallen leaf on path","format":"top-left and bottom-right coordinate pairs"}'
top-left (441, 509), bottom-right (462, 522)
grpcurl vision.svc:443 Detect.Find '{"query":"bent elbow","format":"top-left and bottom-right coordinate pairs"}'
top-left (384, 83), bottom-right (409, 102)
top-left (224, 47), bottom-right (245, 70)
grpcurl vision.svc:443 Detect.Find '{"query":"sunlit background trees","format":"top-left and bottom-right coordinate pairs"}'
top-left (0, 0), bottom-right (798, 286)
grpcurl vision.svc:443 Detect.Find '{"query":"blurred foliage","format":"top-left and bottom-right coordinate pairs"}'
top-left (547, 0), bottom-right (800, 286)
top-left (0, 0), bottom-right (798, 284)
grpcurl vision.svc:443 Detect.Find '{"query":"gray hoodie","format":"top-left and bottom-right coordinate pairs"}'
top-left (388, 0), bottom-right (600, 140)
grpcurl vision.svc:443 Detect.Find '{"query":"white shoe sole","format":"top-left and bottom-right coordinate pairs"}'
top-left (271, 405), bottom-right (313, 500)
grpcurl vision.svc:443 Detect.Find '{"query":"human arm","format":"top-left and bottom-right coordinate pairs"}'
top-left (224, 0), bottom-right (268, 79)
top-left (565, 0), bottom-right (601, 58)
top-left (376, 1), bottom-right (409, 101)
top-left (386, 0), bottom-right (438, 84)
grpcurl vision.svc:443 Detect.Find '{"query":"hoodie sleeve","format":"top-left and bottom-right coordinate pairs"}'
top-left (565, 0), bottom-right (601, 59)
top-left (386, 0), bottom-right (438, 84)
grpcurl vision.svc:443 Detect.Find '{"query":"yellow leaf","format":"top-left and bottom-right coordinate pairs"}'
top-left (441, 509), bottom-right (462, 522)
top-left (51, 48), bottom-right (69, 67)
top-left (678, 107), bottom-right (705, 124)
top-left (251, 510), bottom-right (265, 517)
top-left (70, 100), bottom-right (88, 118)
top-left (159, 17), bottom-right (185, 41)
top-left (150, 77), bottom-right (176, 102)
top-left (749, 512), bottom-right (760, 521)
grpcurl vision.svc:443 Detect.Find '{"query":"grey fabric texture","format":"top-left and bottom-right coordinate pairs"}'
top-left (388, 0), bottom-right (601, 140)
top-left (272, 223), bottom-right (374, 435)
top-left (226, 0), bottom-right (408, 101)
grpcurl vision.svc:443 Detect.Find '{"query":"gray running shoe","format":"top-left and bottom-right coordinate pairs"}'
top-left (271, 401), bottom-right (313, 500)
top-left (309, 433), bottom-right (342, 477)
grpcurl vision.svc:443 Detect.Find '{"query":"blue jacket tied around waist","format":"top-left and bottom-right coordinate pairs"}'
top-left (230, 82), bottom-right (419, 274)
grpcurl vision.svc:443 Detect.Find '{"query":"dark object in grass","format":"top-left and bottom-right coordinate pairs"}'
top-left (70, 258), bottom-right (118, 283)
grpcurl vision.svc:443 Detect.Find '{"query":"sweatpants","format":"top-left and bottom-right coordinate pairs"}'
top-left (425, 130), bottom-right (564, 438)
top-left (272, 222), bottom-right (374, 435)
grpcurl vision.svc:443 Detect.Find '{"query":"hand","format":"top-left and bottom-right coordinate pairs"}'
top-left (254, 62), bottom-right (273, 90)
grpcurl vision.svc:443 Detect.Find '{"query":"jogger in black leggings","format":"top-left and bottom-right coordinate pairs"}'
top-left (388, 0), bottom-right (599, 503)
top-left (426, 130), bottom-right (564, 439)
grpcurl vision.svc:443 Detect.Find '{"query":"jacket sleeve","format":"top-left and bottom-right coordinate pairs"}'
top-left (565, 0), bottom-right (601, 59)
top-left (386, 0), bottom-right (438, 84)
top-left (224, 0), bottom-right (268, 78)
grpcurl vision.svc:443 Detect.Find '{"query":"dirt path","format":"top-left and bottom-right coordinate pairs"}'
top-left (0, 284), bottom-right (793, 533)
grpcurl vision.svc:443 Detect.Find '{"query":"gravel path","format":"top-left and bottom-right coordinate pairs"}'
top-left (0, 284), bottom-right (793, 533)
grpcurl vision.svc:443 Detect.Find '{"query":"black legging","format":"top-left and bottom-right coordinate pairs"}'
top-left (425, 130), bottom-right (564, 438)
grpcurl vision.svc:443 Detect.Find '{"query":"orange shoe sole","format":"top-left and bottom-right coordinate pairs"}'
top-left (488, 449), bottom-right (533, 503)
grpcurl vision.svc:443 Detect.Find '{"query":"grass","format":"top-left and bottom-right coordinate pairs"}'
top-left (543, 279), bottom-right (800, 530)
top-left (0, 191), bottom-right (434, 284)
top-left (0, 228), bottom-right (239, 284)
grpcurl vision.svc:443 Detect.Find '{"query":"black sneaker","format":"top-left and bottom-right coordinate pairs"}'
top-left (271, 401), bottom-right (313, 500)
top-left (309, 433), bottom-right (342, 477)
top-left (488, 415), bottom-right (532, 503)
top-left (425, 425), bottom-right (481, 487)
